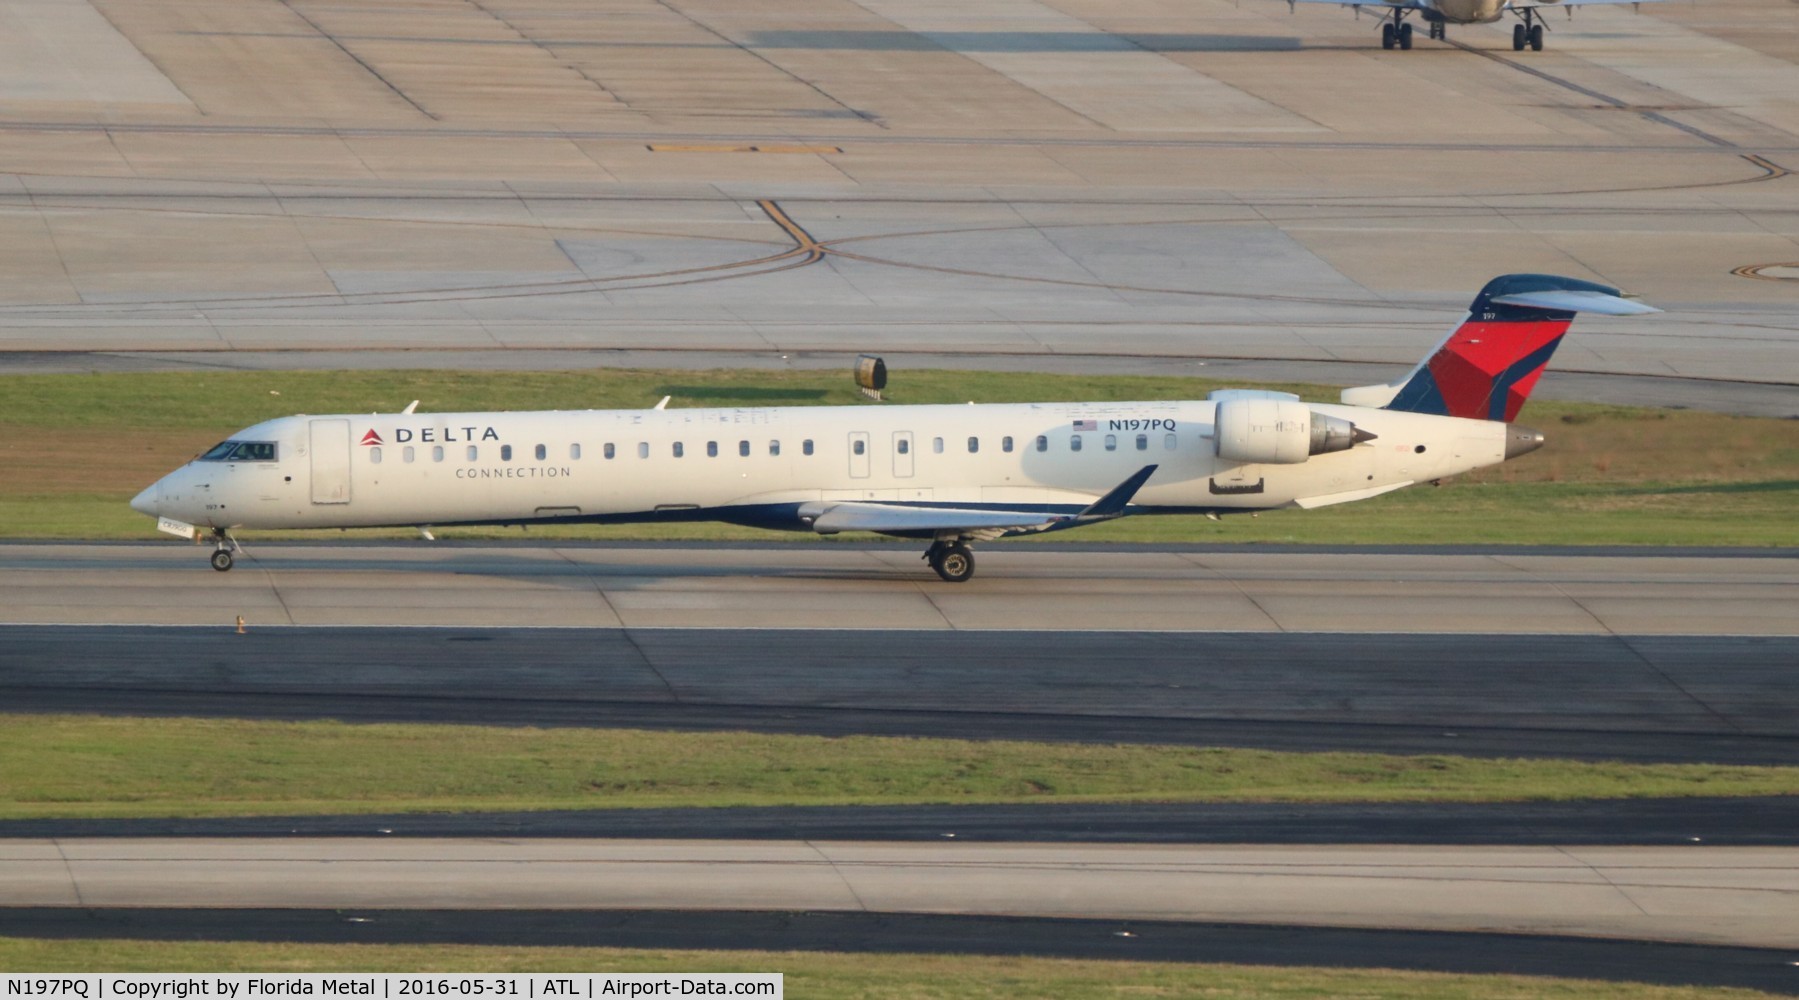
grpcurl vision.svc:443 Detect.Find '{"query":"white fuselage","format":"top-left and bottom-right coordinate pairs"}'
top-left (133, 399), bottom-right (1511, 535)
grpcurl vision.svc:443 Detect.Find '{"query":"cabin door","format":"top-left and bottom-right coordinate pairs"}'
top-left (309, 419), bottom-right (352, 504)
top-left (892, 431), bottom-right (914, 478)
top-left (848, 431), bottom-right (871, 479)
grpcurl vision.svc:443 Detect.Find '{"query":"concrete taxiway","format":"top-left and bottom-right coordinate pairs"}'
top-left (3, 839), bottom-right (1794, 951)
top-left (2, 543), bottom-right (1792, 633)
top-left (3, 545), bottom-right (1795, 762)
top-left (0, 0), bottom-right (1795, 391)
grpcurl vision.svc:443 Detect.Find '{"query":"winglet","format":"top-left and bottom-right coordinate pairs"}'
top-left (1080, 465), bottom-right (1158, 518)
top-left (653, 396), bottom-right (671, 411)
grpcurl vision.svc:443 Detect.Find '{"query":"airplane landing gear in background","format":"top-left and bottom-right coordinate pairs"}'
top-left (1381, 14), bottom-right (1413, 50)
top-left (1513, 10), bottom-right (1544, 50)
top-left (925, 540), bottom-right (976, 583)
top-left (1428, 21), bottom-right (1444, 41)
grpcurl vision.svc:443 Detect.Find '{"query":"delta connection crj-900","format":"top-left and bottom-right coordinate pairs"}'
top-left (130, 275), bottom-right (1657, 583)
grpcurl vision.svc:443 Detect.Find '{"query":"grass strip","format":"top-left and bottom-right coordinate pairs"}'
top-left (0, 939), bottom-right (1782, 999)
top-left (3, 715), bottom-right (1795, 820)
top-left (2, 368), bottom-right (1795, 546)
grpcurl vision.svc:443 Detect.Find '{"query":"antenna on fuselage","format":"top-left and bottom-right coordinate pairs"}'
top-left (402, 400), bottom-right (419, 414)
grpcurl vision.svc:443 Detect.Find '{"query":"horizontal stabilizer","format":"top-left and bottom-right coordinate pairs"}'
top-left (1489, 290), bottom-right (1660, 316)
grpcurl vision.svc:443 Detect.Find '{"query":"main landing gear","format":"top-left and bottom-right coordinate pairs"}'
top-left (209, 528), bottom-right (241, 572)
top-left (924, 539), bottom-right (976, 583)
top-left (1379, 13), bottom-right (1414, 50)
top-left (1512, 8), bottom-right (1545, 50)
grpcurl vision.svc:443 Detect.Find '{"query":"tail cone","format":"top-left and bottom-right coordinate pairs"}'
top-left (1505, 425), bottom-right (1546, 459)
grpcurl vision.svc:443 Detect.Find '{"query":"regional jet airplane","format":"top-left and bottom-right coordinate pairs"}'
top-left (1293, 0), bottom-right (1659, 50)
top-left (131, 274), bottom-right (1655, 582)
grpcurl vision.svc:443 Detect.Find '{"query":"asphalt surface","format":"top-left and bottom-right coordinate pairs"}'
top-left (3, 797), bottom-right (1795, 846)
top-left (6, 908), bottom-right (1796, 995)
top-left (5, 625), bottom-right (1795, 763)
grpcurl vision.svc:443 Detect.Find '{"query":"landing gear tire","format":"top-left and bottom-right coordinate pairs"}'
top-left (1428, 21), bottom-right (1443, 40)
top-left (1529, 23), bottom-right (1544, 50)
top-left (210, 549), bottom-right (234, 572)
top-left (1398, 22), bottom-right (1413, 49)
top-left (1513, 23), bottom-right (1526, 50)
top-left (1381, 22), bottom-right (1396, 49)
top-left (928, 542), bottom-right (975, 583)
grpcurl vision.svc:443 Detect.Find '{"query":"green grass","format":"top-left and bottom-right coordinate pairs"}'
top-left (3, 715), bottom-right (1795, 820)
top-left (1, 368), bottom-right (1795, 545)
top-left (0, 939), bottom-right (1783, 999)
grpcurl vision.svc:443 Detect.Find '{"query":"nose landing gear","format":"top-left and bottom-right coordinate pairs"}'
top-left (924, 540), bottom-right (976, 583)
top-left (209, 528), bottom-right (242, 572)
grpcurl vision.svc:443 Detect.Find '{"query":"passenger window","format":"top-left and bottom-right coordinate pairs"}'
top-left (673, 442), bottom-right (684, 458)
top-left (1164, 433), bottom-right (1177, 450)
top-left (803, 440), bottom-right (814, 456)
top-left (604, 443), bottom-right (616, 460)
top-left (770, 440), bottom-right (781, 457)
top-left (467, 445), bottom-right (478, 461)
top-left (853, 439), bottom-right (865, 456)
top-left (707, 441), bottom-right (718, 458)
top-left (1070, 435), bottom-right (1083, 452)
top-left (501, 445), bottom-right (513, 462)
top-left (1002, 436), bottom-right (1013, 453)
top-left (432, 445), bottom-right (444, 462)
top-left (535, 444), bottom-right (547, 461)
top-left (897, 438), bottom-right (909, 455)
top-left (739, 440), bottom-right (750, 457)
top-left (967, 436), bottom-right (979, 454)
top-left (1036, 435), bottom-right (1048, 452)
top-left (637, 442), bottom-right (649, 459)
top-left (403, 446), bottom-right (415, 463)
top-left (570, 443), bottom-right (581, 460)
top-left (1136, 434), bottom-right (1148, 451)
top-left (933, 437), bottom-right (944, 454)
top-left (1104, 434), bottom-right (1117, 451)
top-left (369, 447), bottom-right (383, 464)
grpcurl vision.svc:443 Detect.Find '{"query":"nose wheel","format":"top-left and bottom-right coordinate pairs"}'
top-left (924, 540), bottom-right (976, 583)
top-left (209, 529), bottom-right (241, 572)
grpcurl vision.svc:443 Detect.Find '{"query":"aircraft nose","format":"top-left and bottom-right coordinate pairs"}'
top-left (130, 481), bottom-right (161, 516)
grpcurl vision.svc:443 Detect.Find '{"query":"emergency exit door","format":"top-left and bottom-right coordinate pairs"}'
top-left (848, 431), bottom-right (871, 478)
top-left (310, 419), bottom-right (351, 504)
top-left (892, 431), bottom-right (914, 477)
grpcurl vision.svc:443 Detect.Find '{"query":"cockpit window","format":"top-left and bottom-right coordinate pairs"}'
top-left (200, 441), bottom-right (277, 462)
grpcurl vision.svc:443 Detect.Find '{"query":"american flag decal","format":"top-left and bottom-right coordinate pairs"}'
top-left (1072, 419), bottom-right (1097, 431)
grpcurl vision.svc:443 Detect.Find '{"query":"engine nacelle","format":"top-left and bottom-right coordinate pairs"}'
top-left (1215, 399), bottom-right (1368, 464)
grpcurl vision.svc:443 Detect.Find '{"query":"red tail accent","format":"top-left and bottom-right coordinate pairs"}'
top-left (1426, 319), bottom-right (1571, 421)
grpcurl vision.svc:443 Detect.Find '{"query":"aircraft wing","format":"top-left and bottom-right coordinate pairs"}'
top-left (1286, 0), bottom-right (1428, 6)
top-left (1509, 0), bottom-right (1663, 5)
top-left (807, 503), bottom-right (1063, 535)
top-left (803, 465), bottom-right (1160, 537)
